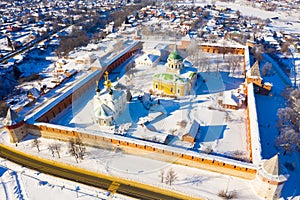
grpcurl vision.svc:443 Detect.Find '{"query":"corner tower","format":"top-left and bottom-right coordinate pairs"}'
top-left (253, 154), bottom-right (289, 200)
top-left (3, 108), bottom-right (27, 143)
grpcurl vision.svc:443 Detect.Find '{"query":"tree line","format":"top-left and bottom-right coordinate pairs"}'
top-left (276, 87), bottom-right (300, 155)
top-left (31, 137), bottom-right (86, 163)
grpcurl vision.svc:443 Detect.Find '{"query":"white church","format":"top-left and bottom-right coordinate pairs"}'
top-left (93, 71), bottom-right (127, 127)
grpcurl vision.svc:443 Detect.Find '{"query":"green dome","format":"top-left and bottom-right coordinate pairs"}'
top-left (168, 51), bottom-right (182, 61)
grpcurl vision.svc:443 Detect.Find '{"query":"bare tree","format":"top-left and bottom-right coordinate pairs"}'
top-left (75, 138), bottom-right (86, 160)
top-left (276, 128), bottom-right (298, 155)
top-left (68, 138), bottom-right (86, 163)
top-left (186, 41), bottom-right (199, 62)
top-left (224, 54), bottom-right (232, 73)
top-left (202, 144), bottom-right (213, 154)
top-left (48, 144), bottom-right (55, 157)
top-left (218, 189), bottom-right (237, 199)
top-left (281, 87), bottom-right (293, 99)
top-left (277, 107), bottom-right (297, 130)
top-left (126, 89), bottom-right (132, 102)
top-left (276, 87), bottom-right (300, 154)
top-left (165, 168), bottom-right (177, 186)
top-left (251, 44), bottom-right (264, 62)
top-left (53, 143), bottom-right (61, 158)
top-left (228, 55), bottom-right (242, 75)
top-left (159, 170), bottom-right (165, 183)
top-left (32, 138), bottom-right (41, 152)
top-left (176, 120), bottom-right (187, 128)
top-left (68, 139), bottom-right (79, 163)
top-left (280, 42), bottom-right (290, 54)
top-left (114, 39), bottom-right (123, 51)
top-left (261, 62), bottom-right (273, 77)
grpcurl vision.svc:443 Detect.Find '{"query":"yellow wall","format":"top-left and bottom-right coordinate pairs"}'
top-left (153, 79), bottom-right (186, 96)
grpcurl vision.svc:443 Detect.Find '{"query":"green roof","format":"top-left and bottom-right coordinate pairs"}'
top-left (189, 72), bottom-right (196, 78)
top-left (153, 73), bottom-right (186, 83)
top-left (168, 51), bottom-right (182, 61)
top-left (161, 73), bottom-right (174, 81)
top-left (153, 73), bottom-right (161, 79)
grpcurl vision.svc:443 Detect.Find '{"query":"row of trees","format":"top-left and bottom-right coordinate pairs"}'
top-left (55, 28), bottom-right (90, 58)
top-left (159, 168), bottom-right (177, 186)
top-left (276, 88), bottom-right (300, 154)
top-left (185, 41), bottom-right (243, 74)
top-left (31, 138), bottom-right (86, 163)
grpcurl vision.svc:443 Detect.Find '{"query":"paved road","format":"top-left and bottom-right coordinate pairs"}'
top-left (0, 144), bottom-right (199, 200)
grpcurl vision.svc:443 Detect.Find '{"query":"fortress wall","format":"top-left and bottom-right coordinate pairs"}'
top-left (170, 43), bottom-right (245, 55)
top-left (23, 41), bottom-right (261, 180)
top-left (27, 123), bottom-right (256, 180)
top-left (243, 45), bottom-right (262, 164)
top-left (199, 45), bottom-right (245, 55)
top-left (247, 83), bottom-right (262, 165)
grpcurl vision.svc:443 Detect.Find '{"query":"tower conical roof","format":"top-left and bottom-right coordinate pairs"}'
top-left (258, 153), bottom-right (289, 183)
top-left (249, 60), bottom-right (261, 78)
top-left (263, 154), bottom-right (282, 176)
top-left (3, 107), bottom-right (24, 126)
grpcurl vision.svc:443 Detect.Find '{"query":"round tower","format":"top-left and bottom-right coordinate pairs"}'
top-left (3, 107), bottom-right (27, 143)
top-left (253, 154), bottom-right (289, 200)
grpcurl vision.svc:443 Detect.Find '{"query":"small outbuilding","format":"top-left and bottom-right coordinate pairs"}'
top-left (182, 120), bottom-right (200, 144)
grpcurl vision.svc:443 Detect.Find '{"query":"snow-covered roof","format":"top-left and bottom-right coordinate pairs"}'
top-left (135, 54), bottom-right (159, 64)
top-left (222, 89), bottom-right (245, 107)
top-left (27, 87), bottom-right (40, 99)
top-left (223, 90), bottom-right (239, 106)
top-left (185, 120), bottom-right (200, 139)
top-left (95, 104), bottom-right (115, 119)
top-left (91, 56), bottom-right (105, 69)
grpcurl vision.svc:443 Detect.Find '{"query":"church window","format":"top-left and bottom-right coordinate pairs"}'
top-left (177, 89), bottom-right (180, 94)
top-left (155, 83), bottom-right (158, 89)
top-left (171, 88), bottom-right (173, 93)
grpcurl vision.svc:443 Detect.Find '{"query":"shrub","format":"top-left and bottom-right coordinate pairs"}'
top-left (218, 189), bottom-right (237, 199)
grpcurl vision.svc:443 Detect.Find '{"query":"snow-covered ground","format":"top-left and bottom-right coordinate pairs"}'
top-left (195, 0), bottom-right (300, 34)
top-left (0, 131), bottom-right (260, 200)
top-left (50, 51), bottom-right (249, 161)
top-left (0, 156), bottom-right (136, 200)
